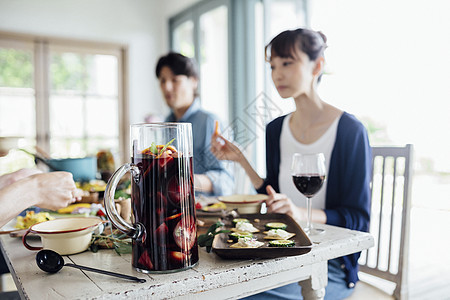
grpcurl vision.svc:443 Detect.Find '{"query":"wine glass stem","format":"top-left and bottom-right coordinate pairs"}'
top-left (306, 197), bottom-right (312, 233)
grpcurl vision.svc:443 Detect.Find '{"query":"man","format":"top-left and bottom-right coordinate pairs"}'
top-left (155, 52), bottom-right (233, 196)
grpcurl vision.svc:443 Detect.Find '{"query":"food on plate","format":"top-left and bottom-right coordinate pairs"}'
top-left (15, 211), bottom-right (54, 229)
top-left (57, 203), bottom-right (92, 214)
top-left (232, 218), bottom-right (249, 225)
top-left (232, 221), bottom-right (259, 233)
top-left (77, 180), bottom-right (107, 193)
top-left (197, 221), bottom-right (227, 253)
top-left (263, 229), bottom-right (295, 240)
top-left (265, 222), bottom-right (287, 230)
top-left (228, 231), bottom-right (253, 242)
top-left (230, 237), bottom-right (264, 248)
top-left (202, 201), bottom-right (226, 212)
top-left (268, 240), bottom-right (295, 247)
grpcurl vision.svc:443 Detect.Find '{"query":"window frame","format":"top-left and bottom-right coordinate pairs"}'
top-left (0, 31), bottom-right (129, 164)
top-left (168, 0), bottom-right (258, 142)
top-left (169, 0), bottom-right (232, 120)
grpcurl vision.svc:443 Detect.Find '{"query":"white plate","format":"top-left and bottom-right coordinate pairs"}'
top-left (0, 218), bottom-right (26, 236)
top-left (0, 218), bottom-right (17, 232)
top-left (218, 194), bottom-right (268, 204)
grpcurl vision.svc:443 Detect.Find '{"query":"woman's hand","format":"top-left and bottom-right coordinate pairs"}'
top-left (0, 171), bottom-right (83, 227)
top-left (29, 172), bottom-right (82, 210)
top-left (211, 131), bottom-right (265, 189)
top-left (265, 185), bottom-right (305, 224)
top-left (210, 134), bottom-right (244, 163)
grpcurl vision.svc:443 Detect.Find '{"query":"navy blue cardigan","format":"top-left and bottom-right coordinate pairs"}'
top-left (256, 112), bottom-right (372, 287)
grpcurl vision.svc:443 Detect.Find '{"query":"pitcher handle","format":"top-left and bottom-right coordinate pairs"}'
top-left (104, 163), bottom-right (144, 240)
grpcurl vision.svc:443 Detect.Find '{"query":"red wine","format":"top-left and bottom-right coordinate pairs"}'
top-left (131, 153), bottom-right (198, 272)
top-left (292, 174), bottom-right (325, 197)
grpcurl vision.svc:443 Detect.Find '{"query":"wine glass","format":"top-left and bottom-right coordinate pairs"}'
top-left (291, 153), bottom-right (326, 235)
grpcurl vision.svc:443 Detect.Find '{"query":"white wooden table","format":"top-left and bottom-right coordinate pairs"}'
top-left (0, 223), bottom-right (373, 299)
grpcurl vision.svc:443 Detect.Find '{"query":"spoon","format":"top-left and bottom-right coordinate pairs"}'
top-left (36, 249), bottom-right (146, 283)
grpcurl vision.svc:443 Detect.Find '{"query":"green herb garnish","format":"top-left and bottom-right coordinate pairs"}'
top-left (197, 221), bottom-right (230, 253)
top-left (149, 142), bottom-right (158, 155)
top-left (157, 138), bottom-right (176, 157)
top-left (89, 231), bottom-right (132, 255)
top-left (144, 138), bottom-right (176, 156)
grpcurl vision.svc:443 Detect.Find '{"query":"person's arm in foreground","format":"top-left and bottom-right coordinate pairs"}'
top-left (0, 168), bottom-right (42, 190)
top-left (0, 172), bottom-right (80, 227)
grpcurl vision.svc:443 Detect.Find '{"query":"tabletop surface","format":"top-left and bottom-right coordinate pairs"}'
top-left (1, 221), bottom-right (373, 299)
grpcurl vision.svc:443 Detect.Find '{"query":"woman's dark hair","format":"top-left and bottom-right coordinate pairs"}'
top-left (265, 28), bottom-right (327, 62)
top-left (155, 52), bottom-right (199, 79)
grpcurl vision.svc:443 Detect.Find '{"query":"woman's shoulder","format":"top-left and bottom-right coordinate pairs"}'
top-left (335, 112), bottom-right (370, 150)
top-left (338, 112), bottom-right (367, 133)
top-left (266, 114), bottom-right (288, 132)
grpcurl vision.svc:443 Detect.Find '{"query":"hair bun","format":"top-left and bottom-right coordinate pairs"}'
top-left (317, 31), bottom-right (327, 45)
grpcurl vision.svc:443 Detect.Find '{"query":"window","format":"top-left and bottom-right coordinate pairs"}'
top-left (199, 5), bottom-right (229, 124)
top-left (173, 20), bottom-right (195, 58)
top-left (257, 0), bottom-right (308, 176)
top-left (49, 49), bottom-right (120, 158)
top-left (262, 0), bottom-right (308, 116)
top-left (0, 33), bottom-right (127, 175)
top-left (170, 1), bottom-right (229, 124)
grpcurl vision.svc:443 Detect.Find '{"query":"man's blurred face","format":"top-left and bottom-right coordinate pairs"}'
top-left (158, 66), bottom-right (197, 111)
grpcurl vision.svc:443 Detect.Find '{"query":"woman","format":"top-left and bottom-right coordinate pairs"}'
top-left (211, 28), bottom-right (371, 299)
top-left (156, 52), bottom-right (233, 196)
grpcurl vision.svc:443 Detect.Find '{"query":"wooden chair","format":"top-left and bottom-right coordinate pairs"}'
top-left (357, 144), bottom-right (413, 299)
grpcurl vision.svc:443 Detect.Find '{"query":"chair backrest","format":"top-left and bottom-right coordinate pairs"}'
top-left (359, 144), bottom-right (413, 300)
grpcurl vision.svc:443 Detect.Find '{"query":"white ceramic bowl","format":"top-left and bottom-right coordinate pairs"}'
top-left (218, 194), bottom-right (268, 214)
top-left (22, 217), bottom-right (104, 255)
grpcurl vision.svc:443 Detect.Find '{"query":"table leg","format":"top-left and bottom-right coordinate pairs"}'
top-left (299, 261), bottom-right (328, 300)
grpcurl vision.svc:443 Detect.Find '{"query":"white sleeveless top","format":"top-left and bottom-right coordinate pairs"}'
top-left (278, 113), bottom-right (340, 209)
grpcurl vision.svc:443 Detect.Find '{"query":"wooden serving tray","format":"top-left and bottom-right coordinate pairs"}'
top-left (211, 213), bottom-right (312, 259)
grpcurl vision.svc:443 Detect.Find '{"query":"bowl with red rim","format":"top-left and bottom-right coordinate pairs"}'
top-left (22, 217), bottom-right (105, 255)
top-left (217, 194), bottom-right (268, 214)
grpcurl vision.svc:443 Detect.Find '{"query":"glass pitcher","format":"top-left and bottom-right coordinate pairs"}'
top-left (104, 123), bottom-right (198, 273)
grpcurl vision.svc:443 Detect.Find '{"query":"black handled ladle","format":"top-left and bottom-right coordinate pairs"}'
top-left (36, 249), bottom-right (146, 283)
